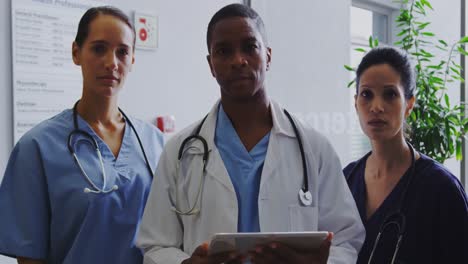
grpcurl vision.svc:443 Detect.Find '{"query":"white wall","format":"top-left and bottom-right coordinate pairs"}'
top-left (0, 0), bottom-right (14, 258)
top-left (252, 0), bottom-right (354, 165)
top-left (0, 0), bottom-right (13, 187)
top-left (0, 2), bottom-right (13, 262)
top-left (118, 0), bottom-right (241, 131)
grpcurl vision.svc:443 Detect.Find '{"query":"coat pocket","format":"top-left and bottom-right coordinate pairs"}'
top-left (288, 205), bottom-right (318, 231)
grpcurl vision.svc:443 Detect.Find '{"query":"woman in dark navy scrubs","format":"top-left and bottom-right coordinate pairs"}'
top-left (343, 46), bottom-right (467, 264)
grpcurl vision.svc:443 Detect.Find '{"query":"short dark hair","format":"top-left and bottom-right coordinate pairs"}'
top-left (74, 6), bottom-right (135, 48)
top-left (206, 3), bottom-right (267, 52)
top-left (356, 46), bottom-right (416, 99)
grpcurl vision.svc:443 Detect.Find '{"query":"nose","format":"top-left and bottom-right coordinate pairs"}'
top-left (104, 52), bottom-right (118, 72)
top-left (370, 97), bottom-right (384, 113)
top-left (231, 51), bottom-right (248, 68)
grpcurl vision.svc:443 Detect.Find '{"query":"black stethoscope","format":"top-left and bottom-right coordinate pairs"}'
top-left (68, 100), bottom-right (153, 194)
top-left (171, 108), bottom-right (312, 216)
top-left (346, 141), bottom-right (416, 264)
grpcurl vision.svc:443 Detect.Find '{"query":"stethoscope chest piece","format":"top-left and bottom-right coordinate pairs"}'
top-left (299, 189), bottom-right (312, 206)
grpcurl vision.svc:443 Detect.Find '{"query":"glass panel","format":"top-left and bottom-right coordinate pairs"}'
top-left (351, 6), bottom-right (389, 45)
top-left (350, 6), bottom-right (373, 42)
top-left (373, 12), bottom-right (388, 43)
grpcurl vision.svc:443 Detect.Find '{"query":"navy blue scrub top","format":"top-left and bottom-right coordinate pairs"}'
top-left (344, 153), bottom-right (468, 264)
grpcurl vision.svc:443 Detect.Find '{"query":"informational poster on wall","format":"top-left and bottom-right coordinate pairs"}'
top-left (11, 0), bottom-right (107, 143)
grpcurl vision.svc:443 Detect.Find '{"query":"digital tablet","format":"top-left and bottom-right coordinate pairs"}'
top-left (209, 231), bottom-right (329, 255)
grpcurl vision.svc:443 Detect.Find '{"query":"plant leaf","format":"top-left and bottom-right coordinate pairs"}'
top-left (456, 140), bottom-right (463, 160)
top-left (438, 39), bottom-right (448, 46)
top-left (450, 66), bottom-right (461, 75)
top-left (457, 46), bottom-right (468, 56)
top-left (421, 32), bottom-right (435, 37)
top-left (421, 0), bottom-right (434, 10)
top-left (397, 28), bottom-right (410, 37)
top-left (459, 36), bottom-right (468, 44)
top-left (417, 22), bottom-right (431, 30)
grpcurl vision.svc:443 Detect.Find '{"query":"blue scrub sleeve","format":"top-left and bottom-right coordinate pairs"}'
top-left (0, 138), bottom-right (50, 260)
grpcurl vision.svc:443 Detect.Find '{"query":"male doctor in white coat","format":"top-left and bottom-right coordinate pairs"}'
top-left (137, 3), bottom-right (364, 264)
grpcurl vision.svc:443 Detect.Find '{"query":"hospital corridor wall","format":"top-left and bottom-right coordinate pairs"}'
top-left (0, 0), bottom-right (357, 188)
top-left (0, 0), bottom-right (463, 263)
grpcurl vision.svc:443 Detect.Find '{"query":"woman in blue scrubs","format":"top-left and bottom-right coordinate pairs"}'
top-left (344, 46), bottom-right (468, 264)
top-left (0, 6), bottom-right (164, 264)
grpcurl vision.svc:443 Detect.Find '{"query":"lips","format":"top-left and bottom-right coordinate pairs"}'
top-left (368, 118), bottom-right (387, 127)
top-left (229, 73), bottom-right (254, 82)
top-left (97, 75), bottom-right (119, 82)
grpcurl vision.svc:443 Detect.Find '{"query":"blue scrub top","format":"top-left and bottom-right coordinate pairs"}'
top-left (215, 105), bottom-right (270, 233)
top-left (0, 109), bottom-right (164, 264)
top-left (344, 153), bottom-right (468, 264)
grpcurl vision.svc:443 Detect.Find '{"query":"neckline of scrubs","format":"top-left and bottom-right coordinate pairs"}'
top-left (217, 104), bottom-right (271, 162)
top-left (75, 112), bottom-right (132, 166)
top-left (359, 153), bottom-right (421, 224)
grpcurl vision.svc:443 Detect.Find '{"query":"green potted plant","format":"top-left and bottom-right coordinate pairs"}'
top-left (345, 0), bottom-right (468, 163)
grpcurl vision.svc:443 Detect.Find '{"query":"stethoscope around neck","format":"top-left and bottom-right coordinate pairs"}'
top-left (347, 141), bottom-right (416, 264)
top-left (68, 100), bottom-right (153, 194)
top-left (171, 108), bottom-right (312, 216)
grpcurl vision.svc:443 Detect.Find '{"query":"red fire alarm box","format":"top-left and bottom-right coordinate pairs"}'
top-left (156, 115), bottom-right (175, 133)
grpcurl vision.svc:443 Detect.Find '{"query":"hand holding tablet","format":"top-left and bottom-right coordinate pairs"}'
top-left (209, 231), bottom-right (330, 255)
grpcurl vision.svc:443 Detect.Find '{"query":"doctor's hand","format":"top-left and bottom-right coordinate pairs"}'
top-left (248, 232), bottom-right (333, 264)
top-left (181, 243), bottom-right (243, 264)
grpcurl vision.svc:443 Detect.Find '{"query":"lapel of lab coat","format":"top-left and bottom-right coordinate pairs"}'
top-left (199, 101), bottom-right (237, 195)
top-left (197, 101), bottom-right (299, 198)
top-left (260, 101), bottom-right (298, 199)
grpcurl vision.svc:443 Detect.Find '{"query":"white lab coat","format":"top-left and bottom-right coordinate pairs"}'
top-left (137, 101), bottom-right (365, 264)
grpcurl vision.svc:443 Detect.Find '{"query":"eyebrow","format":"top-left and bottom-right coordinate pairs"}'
top-left (89, 40), bottom-right (131, 48)
top-left (243, 36), bottom-right (258, 42)
top-left (213, 41), bottom-right (229, 48)
top-left (213, 36), bottom-right (260, 45)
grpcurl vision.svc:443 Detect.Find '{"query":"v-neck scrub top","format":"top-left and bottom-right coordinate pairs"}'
top-left (344, 153), bottom-right (468, 264)
top-left (0, 109), bottom-right (164, 264)
top-left (215, 105), bottom-right (270, 233)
